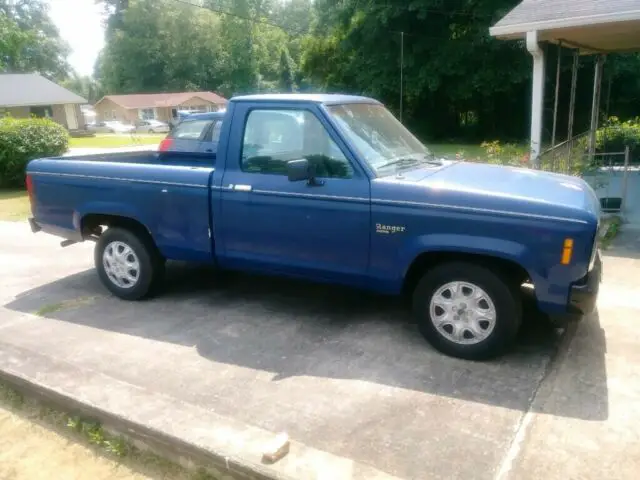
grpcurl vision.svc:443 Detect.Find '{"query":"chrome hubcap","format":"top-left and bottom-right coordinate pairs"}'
top-left (429, 281), bottom-right (497, 345)
top-left (102, 241), bottom-right (140, 289)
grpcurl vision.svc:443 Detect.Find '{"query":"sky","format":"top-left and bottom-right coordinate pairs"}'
top-left (48, 0), bottom-right (106, 77)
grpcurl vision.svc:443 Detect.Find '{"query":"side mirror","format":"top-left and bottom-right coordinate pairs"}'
top-left (286, 158), bottom-right (324, 186)
top-left (287, 158), bottom-right (311, 182)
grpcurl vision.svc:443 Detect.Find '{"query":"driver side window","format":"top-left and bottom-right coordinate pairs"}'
top-left (241, 109), bottom-right (353, 179)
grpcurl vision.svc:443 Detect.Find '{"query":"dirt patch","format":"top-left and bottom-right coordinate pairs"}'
top-left (0, 406), bottom-right (151, 480)
top-left (0, 382), bottom-right (221, 480)
top-left (34, 296), bottom-right (98, 317)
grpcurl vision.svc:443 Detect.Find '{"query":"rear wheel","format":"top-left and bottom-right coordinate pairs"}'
top-left (95, 227), bottom-right (164, 300)
top-left (412, 262), bottom-right (522, 360)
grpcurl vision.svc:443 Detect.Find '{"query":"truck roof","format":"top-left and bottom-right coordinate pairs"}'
top-left (230, 93), bottom-right (381, 105)
top-left (181, 111), bottom-right (226, 121)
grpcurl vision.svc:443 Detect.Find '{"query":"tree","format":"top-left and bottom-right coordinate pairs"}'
top-left (300, 0), bottom-right (640, 143)
top-left (95, 0), bottom-right (314, 97)
top-left (96, 0), bottom-right (225, 94)
top-left (302, 0), bottom-right (532, 140)
top-left (60, 73), bottom-right (102, 104)
top-left (279, 47), bottom-right (295, 92)
top-left (94, 0), bottom-right (640, 143)
top-left (0, 0), bottom-right (70, 80)
top-left (215, 0), bottom-right (260, 95)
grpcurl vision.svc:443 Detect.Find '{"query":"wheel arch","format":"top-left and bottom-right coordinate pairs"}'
top-left (402, 250), bottom-right (532, 296)
top-left (81, 213), bottom-right (159, 254)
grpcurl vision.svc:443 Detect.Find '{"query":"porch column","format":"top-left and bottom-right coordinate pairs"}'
top-left (527, 31), bottom-right (545, 168)
top-left (587, 54), bottom-right (606, 163)
top-left (567, 51), bottom-right (579, 140)
top-left (551, 42), bottom-right (562, 148)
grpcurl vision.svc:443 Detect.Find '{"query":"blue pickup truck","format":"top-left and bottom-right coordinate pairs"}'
top-left (25, 94), bottom-right (602, 360)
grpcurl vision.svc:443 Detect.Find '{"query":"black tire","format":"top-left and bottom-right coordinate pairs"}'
top-left (412, 262), bottom-right (522, 360)
top-left (95, 227), bottom-right (165, 300)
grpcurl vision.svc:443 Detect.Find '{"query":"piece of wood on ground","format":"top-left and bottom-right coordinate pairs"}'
top-left (261, 432), bottom-right (290, 464)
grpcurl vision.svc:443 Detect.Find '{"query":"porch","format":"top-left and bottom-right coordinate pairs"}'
top-left (490, 0), bottom-right (640, 223)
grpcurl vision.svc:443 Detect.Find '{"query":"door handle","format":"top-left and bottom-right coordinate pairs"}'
top-left (233, 184), bottom-right (252, 192)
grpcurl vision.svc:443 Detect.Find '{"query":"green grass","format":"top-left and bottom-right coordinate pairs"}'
top-left (0, 190), bottom-right (30, 221)
top-left (429, 143), bottom-right (488, 160)
top-left (600, 215), bottom-right (623, 250)
top-left (35, 296), bottom-right (97, 317)
top-left (69, 134), bottom-right (165, 149)
top-left (429, 143), bottom-right (530, 162)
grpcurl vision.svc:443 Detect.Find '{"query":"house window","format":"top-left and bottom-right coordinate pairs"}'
top-left (30, 106), bottom-right (53, 118)
top-left (139, 108), bottom-right (156, 120)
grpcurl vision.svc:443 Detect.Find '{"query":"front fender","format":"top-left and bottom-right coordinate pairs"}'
top-left (400, 233), bottom-right (541, 284)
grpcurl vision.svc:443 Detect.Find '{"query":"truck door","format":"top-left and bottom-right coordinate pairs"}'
top-left (218, 103), bottom-right (371, 284)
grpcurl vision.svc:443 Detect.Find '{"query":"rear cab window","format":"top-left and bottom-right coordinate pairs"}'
top-left (171, 119), bottom-right (212, 140)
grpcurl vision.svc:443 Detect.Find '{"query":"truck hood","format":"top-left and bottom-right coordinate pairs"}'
top-left (375, 160), bottom-right (600, 224)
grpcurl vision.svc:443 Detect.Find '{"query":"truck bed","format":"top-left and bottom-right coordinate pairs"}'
top-left (27, 152), bottom-right (216, 262)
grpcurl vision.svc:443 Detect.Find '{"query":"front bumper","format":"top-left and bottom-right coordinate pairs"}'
top-left (568, 249), bottom-right (602, 317)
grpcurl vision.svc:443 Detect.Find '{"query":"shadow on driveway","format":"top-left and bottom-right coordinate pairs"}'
top-left (4, 261), bottom-right (608, 423)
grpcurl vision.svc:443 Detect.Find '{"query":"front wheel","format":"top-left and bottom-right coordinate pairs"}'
top-left (95, 227), bottom-right (164, 300)
top-left (412, 262), bottom-right (522, 360)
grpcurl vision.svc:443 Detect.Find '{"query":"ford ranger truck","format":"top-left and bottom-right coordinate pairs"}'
top-left (25, 94), bottom-right (602, 360)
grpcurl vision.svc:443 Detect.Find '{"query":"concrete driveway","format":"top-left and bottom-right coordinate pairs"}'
top-left (0, 221), bottom-right (637, 479)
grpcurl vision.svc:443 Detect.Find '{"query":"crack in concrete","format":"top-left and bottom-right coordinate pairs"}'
top-left (494, 321), bottom-right (579, 480)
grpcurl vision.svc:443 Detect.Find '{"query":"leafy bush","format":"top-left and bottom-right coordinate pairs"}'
top-left (596, 116), bottom-right (640, 162)
top-left (0, 116), bottom-right (69, 188)
top-left (479, 140), bottom-right (529, 166)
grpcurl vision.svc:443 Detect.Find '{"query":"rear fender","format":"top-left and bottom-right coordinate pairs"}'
top-left (74, 201), bottom-right (151, 237)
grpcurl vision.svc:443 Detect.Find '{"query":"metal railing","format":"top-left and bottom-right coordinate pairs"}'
top-left (538, 130), bottom-right (590, 174)
top-left (537, 133), bottom-right (633, 217)
top-left (586, 147), bottom-right (632, 215)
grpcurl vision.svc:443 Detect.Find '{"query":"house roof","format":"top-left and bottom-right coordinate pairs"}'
top-left (490, 0), bottom-right (640, 53)
top-left (97, 91), bottom-right (228, 109)
top-left (0, 73), bottom-right (87, 107)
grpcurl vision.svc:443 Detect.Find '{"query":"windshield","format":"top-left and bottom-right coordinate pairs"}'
top-left (326, 103), bottom-right (439, 174)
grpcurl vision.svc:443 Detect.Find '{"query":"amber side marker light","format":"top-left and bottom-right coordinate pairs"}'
top-left (561, 238), bottom-right (573, 265)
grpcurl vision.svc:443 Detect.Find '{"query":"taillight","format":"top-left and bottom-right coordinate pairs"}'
top-left (25, 174), bottom-right (35, 213)
top-left (158, 137), bottom-right (174, 152)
